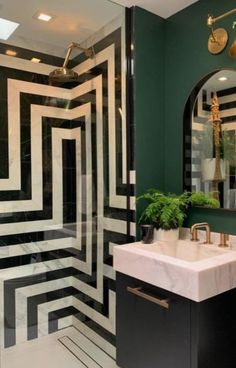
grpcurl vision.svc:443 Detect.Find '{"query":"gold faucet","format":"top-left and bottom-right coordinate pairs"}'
top-left (190, 222), bottom-right (212, 244)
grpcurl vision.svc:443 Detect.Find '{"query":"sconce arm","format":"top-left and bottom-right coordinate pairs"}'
top-left (207, 8), bottom-right (236, 27)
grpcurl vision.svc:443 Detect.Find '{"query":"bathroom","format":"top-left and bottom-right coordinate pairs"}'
top-left (0, 0), bottom-right (236, 367)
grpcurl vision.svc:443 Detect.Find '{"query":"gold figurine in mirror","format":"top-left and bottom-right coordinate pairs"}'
top-left (210, 93), bottom-right (224, 200)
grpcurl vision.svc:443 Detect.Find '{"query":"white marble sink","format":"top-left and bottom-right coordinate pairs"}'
top-left (137, 240), bottom-right (228, 262)
top-left (113, 240), bottom-right (236, 302)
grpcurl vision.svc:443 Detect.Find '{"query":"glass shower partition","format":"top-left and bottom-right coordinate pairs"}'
top-left (0, 3), bottom-right (134, 367)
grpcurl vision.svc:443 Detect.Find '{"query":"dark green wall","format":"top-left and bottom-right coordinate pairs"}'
top-left (133, 1), bottom-right (236, 234)
top-left (133, 7), bottom-right (165, 227)
top-left (133, 6), bottom-right (165, 196)
top-left (164, 0), bottom-right (236, 233)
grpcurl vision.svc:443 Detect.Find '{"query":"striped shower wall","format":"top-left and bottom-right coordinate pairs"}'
top-left (0, 12), bottom-right (135, 355)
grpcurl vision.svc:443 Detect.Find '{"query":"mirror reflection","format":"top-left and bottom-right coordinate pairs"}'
top-left (184, 69), bottom-right (236, 209)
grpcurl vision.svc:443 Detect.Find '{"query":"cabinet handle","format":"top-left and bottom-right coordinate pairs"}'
top-left (127, 286), bottom-right (170, 310)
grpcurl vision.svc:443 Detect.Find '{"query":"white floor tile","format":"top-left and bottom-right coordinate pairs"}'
top-left (1, 327), bottom-right (119, 368)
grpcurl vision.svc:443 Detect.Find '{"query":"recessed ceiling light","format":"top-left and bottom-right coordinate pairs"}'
top-left (5, 49), bottom-right (17, 57)
top-left (31, 57), bottom-right (41, 63)
top-left (0, 18), bottom-right (19, 40)
top-left (37, 13), bottom-right (52, 22)
top-left (218, 76), bottom-right (228, 81)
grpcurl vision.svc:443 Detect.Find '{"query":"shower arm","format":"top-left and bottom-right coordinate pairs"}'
top-left (207, 8), bottom-right (236, 27)
top-left (62, 42), bottom-right (94, 68)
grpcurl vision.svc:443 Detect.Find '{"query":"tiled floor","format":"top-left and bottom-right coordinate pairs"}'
top-left (1, 327), bottom-right (118, 368)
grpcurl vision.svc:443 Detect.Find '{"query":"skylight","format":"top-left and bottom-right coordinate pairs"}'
top-left (0, 17), bottom-right (19, 40)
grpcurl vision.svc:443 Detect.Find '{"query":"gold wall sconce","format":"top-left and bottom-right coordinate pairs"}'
top-left (229, 21), bottom-right (236, 58)
top-left (207, 8), bottom-right (236, 56)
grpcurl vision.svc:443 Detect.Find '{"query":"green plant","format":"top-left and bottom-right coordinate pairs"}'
top-left (189, 191), bottom-right (220, 208)
top-left (137, 190), bottom-right (189, 230)
top-left (137, 189), bottom-right (220, 230)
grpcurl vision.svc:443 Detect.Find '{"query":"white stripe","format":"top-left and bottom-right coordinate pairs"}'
top-left (103, 217), bottom-right (127, 234)
top-left (57, 315), bottom-right (73, 330)
top-left (0, 257), bottom-right (72, 281)
top-left (129, 170), bottom-right (136, 184)
top-left (130, 222), bottom-right (136, 237)
top-left (103, 264), bottom-right (116, 280)
top-left (0, 238), bottom-right (72, 259)
top-left (0, 54), bottom-right (56, 75)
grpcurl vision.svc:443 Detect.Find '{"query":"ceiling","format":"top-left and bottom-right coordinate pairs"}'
top-left (204, 70), bottom-right (236, 92)
top-left (0, 0), bottom-right (199, 58)
top-left (109, 0), bottom-right (199, 19)
top-left (0, 0), bottom-right (123, 57)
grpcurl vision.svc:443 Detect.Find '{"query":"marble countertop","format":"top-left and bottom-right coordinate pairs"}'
top-left (113, 240), bottom-right (236, 302)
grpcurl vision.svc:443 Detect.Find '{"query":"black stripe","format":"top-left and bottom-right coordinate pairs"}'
top-left (104, 207), bottom-right (135, 222)
top-left (0, 42), bottom-right (64, 67)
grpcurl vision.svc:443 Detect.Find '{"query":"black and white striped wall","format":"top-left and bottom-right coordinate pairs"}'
top-left (0, 12), bottom-right (135, 357)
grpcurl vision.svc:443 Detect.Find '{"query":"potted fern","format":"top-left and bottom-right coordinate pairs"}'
top-left (137, 190), bottom-right (219, 242)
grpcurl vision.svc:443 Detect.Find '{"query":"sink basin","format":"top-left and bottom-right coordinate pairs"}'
top-left (113, 240), bottom-right (236, 302)
top-left (137, 240), bottom-right (227, 262)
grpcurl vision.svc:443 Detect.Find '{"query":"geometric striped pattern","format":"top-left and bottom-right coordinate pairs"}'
top-left (0, 12), bottom-right (135, 358)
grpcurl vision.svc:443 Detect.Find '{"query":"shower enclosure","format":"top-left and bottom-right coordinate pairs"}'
top-left (0, 1), bottom-right (134, 366)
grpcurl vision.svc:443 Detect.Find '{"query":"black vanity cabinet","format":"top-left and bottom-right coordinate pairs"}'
top-left (116, 272), bottom-right (236, 368)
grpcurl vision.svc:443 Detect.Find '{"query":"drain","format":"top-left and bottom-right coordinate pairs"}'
top-left (58, 335), bottom-right (102, 368)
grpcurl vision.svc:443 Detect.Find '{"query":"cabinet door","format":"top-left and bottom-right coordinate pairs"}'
top-left (190, 289), bottom-right (236, 368)
top-left (116, 272), bottom-right (191, 368)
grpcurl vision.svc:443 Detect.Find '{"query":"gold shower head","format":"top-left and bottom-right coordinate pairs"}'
top-left (49, 42), bottom-right (95, 83)
top-left (49, 67), bottom-right (79, 83)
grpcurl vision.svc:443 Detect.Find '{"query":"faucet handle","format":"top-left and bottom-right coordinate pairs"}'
top-left (218, 233), bottom-right (229, 248)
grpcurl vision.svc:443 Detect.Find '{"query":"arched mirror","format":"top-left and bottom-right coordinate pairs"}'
top-left (183, 69), bottom-right (236, 210)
